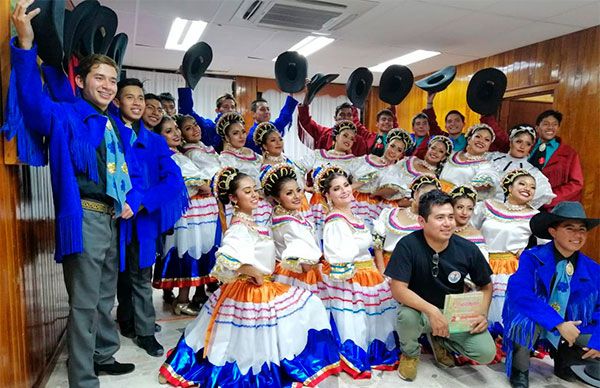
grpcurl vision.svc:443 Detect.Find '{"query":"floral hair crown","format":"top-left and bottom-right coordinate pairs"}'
top-left (312, 165), bottom-right (346, 194)
top-left (332, 120), bottom-right (357, 137)
top-left (449, 185), bottom-right (478, 202)
top-left (216, 111), bottom-right (245, 139)
top-left (410, 174), bottom-right (441, 196)
top-left (259, 163), bottom-right (297, 197)
top-left (212, 166), bottom-right (240, 198)
top-left (465, 123), bottom-right (496, 142)
top-left (253, 122), bottom-right (278, 146)
top-left (387, 128), bottom-right (415, 151)
top-left (427, 135), bottom-right (454, 157)
top-left (501, 168), bottom-right (534, 195)
top-left (509, 124), bottom-right (536, 141)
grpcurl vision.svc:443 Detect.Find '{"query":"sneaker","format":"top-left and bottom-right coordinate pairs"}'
top-left (397, 354), bottom-right (419, 381)
top-left (94, 361), bottom-right (135, 376)
top-left (135, 335), bottom-right (165, 357)
top-left (427, 334), bottom-right (455, 368)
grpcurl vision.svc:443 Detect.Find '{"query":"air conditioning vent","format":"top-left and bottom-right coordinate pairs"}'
top-left (260, 3), bottom-right (343, 30)
top-left (243, 0), bottom-right (264, 20)
top-left (226, 0), bottom-right (378, 33)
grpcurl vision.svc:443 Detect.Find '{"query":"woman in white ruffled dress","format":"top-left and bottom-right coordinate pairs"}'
top-left (317, 166), bottom-right (399, 379)
top-left (471, 169), bottom-right (539, 334)
top-left (159, 167), bottom-right (341, 387)
top-left (486, 123), bottom-right (555, 209)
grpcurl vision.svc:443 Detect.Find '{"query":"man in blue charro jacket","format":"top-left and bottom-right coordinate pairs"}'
top-left (5, 2), bottom-right (145, 386)
top-left (111, 78), bottom-right (188, 358)
top-left (503, 201), bottom-right (600, 387)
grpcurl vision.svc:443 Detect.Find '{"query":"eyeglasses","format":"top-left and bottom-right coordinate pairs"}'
top-left (431, 253), bottom-right (440, 278)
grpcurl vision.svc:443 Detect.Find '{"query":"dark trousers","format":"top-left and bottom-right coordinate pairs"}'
top-left (116, 236), bottom-right (156, 336)
top-left (62, 209), bottom-right (120, 388)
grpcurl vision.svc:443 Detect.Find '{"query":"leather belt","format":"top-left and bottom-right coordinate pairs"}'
top-left (81, 199), bottom-right (114, 215)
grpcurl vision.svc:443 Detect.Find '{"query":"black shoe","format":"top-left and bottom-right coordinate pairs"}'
top-left (118, 321), bottom-right (136, 339)
top-left (135, 335), bottom-right (164, 357)
top-left (155, 323), bottom-right (162, 333)
top-left (554, 341), bottom-right (583, 382)
top-left (509, 368), bottom-right (529, 388)
top-left (94, 361), bottom-right (135, 376)
top-left (190, 291), bottom-right (209, 310)
top-left (162, 290), bottom-right (175, 304)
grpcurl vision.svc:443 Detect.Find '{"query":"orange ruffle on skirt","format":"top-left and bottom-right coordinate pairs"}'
top-left (489, 252), bottom-right (518, 275)
top-left (274, 262), bottom-right (324, 285)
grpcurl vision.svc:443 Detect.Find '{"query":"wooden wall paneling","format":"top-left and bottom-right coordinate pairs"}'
top-left (389, 26), bottom-right (599, 257)
top-left (234, 76), bottom-right (258, 130)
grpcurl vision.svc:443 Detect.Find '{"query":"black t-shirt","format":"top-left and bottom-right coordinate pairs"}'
top-left (385, 230), bottom-right (492, 309)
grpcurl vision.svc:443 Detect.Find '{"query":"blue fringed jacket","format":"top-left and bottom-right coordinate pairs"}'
top-left (111, 115), bottom-right (189, 270)
top-left (503, 241), bottom-right (600, 374)
top-left (4, 38), bottom-right (145, 262)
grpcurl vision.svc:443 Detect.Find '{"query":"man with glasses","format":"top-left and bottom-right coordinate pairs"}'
top-left (386, 190), bottom-right (496, 381)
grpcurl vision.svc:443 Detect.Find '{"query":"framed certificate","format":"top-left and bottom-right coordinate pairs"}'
top-left (443, 291), bottom-right (484, 333)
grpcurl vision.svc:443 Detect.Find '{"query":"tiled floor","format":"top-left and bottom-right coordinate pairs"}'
top-left (45, 290), bottom-right (587, 387)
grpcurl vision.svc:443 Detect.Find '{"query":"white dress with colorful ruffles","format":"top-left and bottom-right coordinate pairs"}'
top-left (372, 207), bottom-right (422, 268)
top-left (440, 152), bottom-right (500, 199)
top-left (271, 213), bottom-right (325, 297)
top-left (377, 156), bottom-right (433, 201)
top-left (471, 199), bottom-right (538, 331)
top-left (155, 152), bottom-right (219, 288)
top-left (296, 149), bottom-right (358, 243)
top-left (159, 222), bottom-right (341, 387)
top-left (486, 151), bottom-right (556, 209)
top-left (322, 213), bottom-right (399, 379)
top-left (351, 154), bottom-right (391, 231)
top-left (219, 148), bottom-right (272, 226)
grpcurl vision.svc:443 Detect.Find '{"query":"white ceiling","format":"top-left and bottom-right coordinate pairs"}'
top-left (89, 0), bottom-right (600, 85)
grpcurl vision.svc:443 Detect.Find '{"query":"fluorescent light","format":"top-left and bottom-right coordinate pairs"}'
top-left (369, 50), bottom-right (441, 72)
top-left (273, 36), bottom-right (335, 61)
top-left (165, 17), bottom-right (207, 51)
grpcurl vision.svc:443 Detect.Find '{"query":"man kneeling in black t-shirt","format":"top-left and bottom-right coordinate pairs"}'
top-left (385, 190), bottom-right (496, 381)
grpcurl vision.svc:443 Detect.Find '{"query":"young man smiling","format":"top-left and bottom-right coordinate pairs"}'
top-left (528, 110), bottom-right (583, 210)
top-left (10, 1), bottom-right (145, 385)
top-left (142, 93), bottom-right (164, 130)
top-left (112, 79), bottom-right (187, 359)
top-left (386, 190), bottom-right (496, 381)
top-left (245, 96), bottom-right (298, 154)
top-left (503, 202), bottom-right (600, 387)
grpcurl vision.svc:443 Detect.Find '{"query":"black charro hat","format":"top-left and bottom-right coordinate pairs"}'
top-left (305, 73), bottom-right (339, 105)
top-left (106, 33), bottom-right (128, 76)
top-left (379, 64), bottom-right (414, 105)
top-left (346, 67), bottom-right (373, 109)
top-left (530, 201), bottom-right (600, 240)
top-left (274, 51), bottom-right (308, 93)
top-left (62, 0), bottom-right (101, 70)
top-left (28, 0), bottom-right (65, 69)
top-left (79, 5), bottom-right (118, 56)
top-left (572, 363), bottom-right (600, 387)
top-left (182, 41), bottom-right (213, 90)
top-left (466, 67), bottom-right (507, 115)
top-left (415, 65), bottom-right (456, 93)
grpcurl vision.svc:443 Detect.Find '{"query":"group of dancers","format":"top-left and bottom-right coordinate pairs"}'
top-left (147, 95), bottom-right (562, 386)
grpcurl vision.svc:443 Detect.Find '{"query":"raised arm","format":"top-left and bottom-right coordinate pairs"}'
top-left (273, 95), bottom-right (299, 135)
top-left (177, 87), bottom-right (221, 149)
top-left (297, 104), bottom-right (330, 148)
top-left (351, 106), bottom-right (377, 150)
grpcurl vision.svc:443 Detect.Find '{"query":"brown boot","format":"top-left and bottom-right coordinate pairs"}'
top-left (427, 334), bottom-right (455, 368)
top-left (398, 354), bottom-right (420, 381)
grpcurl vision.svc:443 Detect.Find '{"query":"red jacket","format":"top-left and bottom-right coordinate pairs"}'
top-left (351, 105), bottom-right (399, 154)
top-left (297, 104), bottom-right (369, 156)
top-left (412, 107), bottom-right (510, 159)
top-left (540, 138), bottom-right (583, 210)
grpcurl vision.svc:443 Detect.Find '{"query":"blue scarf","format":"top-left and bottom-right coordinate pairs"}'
top-left (541, 259), bottom-right (573, 348)
top-left (105, 120), bottom-right (132, 215)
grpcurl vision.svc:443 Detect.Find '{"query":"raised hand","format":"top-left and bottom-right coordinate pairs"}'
top-left (11, 0), bottom-right (40, 49)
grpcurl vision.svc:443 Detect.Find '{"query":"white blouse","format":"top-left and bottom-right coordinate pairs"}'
top-left (219, 148), bottom-right (263, 186)
top-left (372, 207), bottom-right (422, 253)
top-left (353, 154), bottom-right (390, 194)
top-left (440, 152), bottom-right (500, 200)
top-left (471, 199), bottom-right (538, 254)
top-left (271, 214), bottom-right (321, 273)
top-left (171, 152), bottom-right (206, 197)
top-left (377, 156), bottom-right (433, 200)
top-left (182, 142), bottom-right (221, 182)
top-left (323, 213), bottom-right (373, 280)
top-left (211, 222), bottom-right (276, 283)
top-left (296, 149), bottom-right (358, 185)
top-left (486, 151), bottom-right (555, 209)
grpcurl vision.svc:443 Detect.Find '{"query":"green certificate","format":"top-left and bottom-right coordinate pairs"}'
top-left (443, 291), bottom-right (484, 334)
